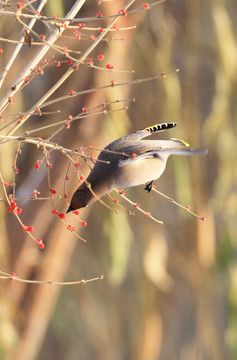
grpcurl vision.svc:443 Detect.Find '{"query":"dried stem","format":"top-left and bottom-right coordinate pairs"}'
top-left (0, 270), bottom-right (104, 285)
top-left (0, 0), bottom-right (166, 23)
top-left (151, 185), bottom-right (207, 221)
top-left (0, 0), bottom-right (136, 138)
top-left (115, 189), bottom-right (163, 225)
top-left (0, 0), bottom-right (87, 114)
top-left (0, 0), bottom-right (48, 88)
top-left (107, 193), bottom-right (135, 216)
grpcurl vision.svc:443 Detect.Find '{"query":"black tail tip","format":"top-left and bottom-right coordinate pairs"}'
top-left (66, 205), bottom-right (74, 213)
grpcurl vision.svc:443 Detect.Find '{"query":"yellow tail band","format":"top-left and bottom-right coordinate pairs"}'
top-left (144, 122), bottom-right (177, 133)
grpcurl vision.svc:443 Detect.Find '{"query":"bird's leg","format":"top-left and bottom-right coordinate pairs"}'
top-left (144, 180), bottom-right (154, 193)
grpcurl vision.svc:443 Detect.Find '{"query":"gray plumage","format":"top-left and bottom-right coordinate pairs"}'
top-left (67, 122), bottom-right (207, 212)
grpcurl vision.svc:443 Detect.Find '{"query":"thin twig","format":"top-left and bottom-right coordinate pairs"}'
top-left (17, 70), bottom-right (179, 114)
top-left (151, 185), bottom-right (207, 221)
top-left (0, 0), bottom-right (166, 23)
top-left (115, 189), bottom-right (163, 224)
top-left (0, 0), bottom-right (48, 88)
top-left (107, 193), bottom-right (135, 216)
top-left (0, 0), bottom-right (136, 138)
top-left (0, 270), bottom-right (104, 285)
top-left (0, 0), bottom-right (87, 114)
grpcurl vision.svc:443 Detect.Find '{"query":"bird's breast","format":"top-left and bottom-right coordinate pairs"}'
top-left (115, 156), bottom-right (167, 188)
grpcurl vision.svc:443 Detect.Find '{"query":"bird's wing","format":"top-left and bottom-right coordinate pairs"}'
top-left (117, 139), bottom-right (207, 166)
top-left (105, 122), bottom-right (177, 151)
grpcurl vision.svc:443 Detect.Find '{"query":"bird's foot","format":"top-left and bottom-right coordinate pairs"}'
top-left (144, 181), bottom-right (154, 193)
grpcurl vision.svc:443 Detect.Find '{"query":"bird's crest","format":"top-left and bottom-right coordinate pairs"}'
top-left (144, 122), bottom-right (177, 133)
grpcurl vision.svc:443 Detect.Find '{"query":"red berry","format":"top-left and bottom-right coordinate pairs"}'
top-left (186, 205), bottom-right (191, 210)
top-left (64, 120), bottom-right (70, 129)
top-left (39, 243), bottom-right (45, 249)
top-left (119, 190), bottom-right (125, 195)
top-left (40, 34), bottom-right (46, 40)
top-left (52, 209), bottom-right (57, 215)
top-left (73, 210), bottom-right (79, 215)
top-left (202, 216), bottom-right (207, 221)
top-left (82, 107), bottom-right (88, 111)
top-left (34, 163), bottom-right (40, 170)
top-left (50, 188), bottom-right (56, 194)
top-left (10, 273), bottom-right (15, 281)
top-left (27, 226), bottom-right (34, 232)
top-left (97, 54), bottom-right (104, 60)
top-left (119, 9), bottom-right (127, 16)
top-left (106, 64), bottom-right (114, 70)
top-left (0, 49), bottom-right (3, 54)
top-left (58, 213), bottom-right (65, 219)
top-left (11, 201), bottom-right (17, 208)
top-left (134, 203), bottom-right (139, 208)
top-left (7, 206), bottom-right (12, 213)
top-left (97, 12), bottom-right (102, 17)
top-left (143, 3), bottom-right (150, 9)
top-left (22, 225), bottom-right (28, 232)
top-left (145, 212), bottom-right (151, 218)
top-left (81, 221), bottom-right (87, 227)
top-left (67, 225), bottom-right (76, 232)
top-left (15, 207), bottom-right (22, 215)
top-left (113, 199), bottom-right (119, 204)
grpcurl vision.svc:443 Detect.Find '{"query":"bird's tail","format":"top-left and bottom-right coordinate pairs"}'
top-left (166, 138), bottom-right (208, 156)
top-left (144, 122), bottom-right (177, 133)
top-left (165, 148), bottom-right (208, 156)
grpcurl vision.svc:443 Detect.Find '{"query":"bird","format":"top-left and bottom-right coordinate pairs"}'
top-left (67, 122), bottom-right (207, 212)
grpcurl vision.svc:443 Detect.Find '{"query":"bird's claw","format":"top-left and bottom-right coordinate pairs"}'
top-left (144, 181), bottom-right (154, 193)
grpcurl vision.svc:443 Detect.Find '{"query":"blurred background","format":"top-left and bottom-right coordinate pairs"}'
top-left (0, 0), bottom-right (236, 359)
